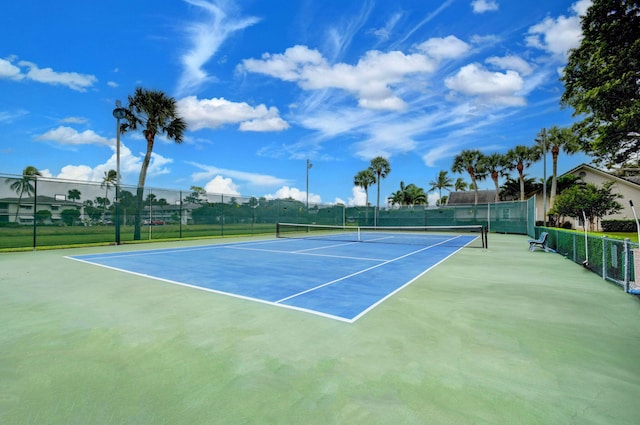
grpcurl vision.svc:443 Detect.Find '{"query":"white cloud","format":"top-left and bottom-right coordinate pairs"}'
top-left (416, 35), bottom-right (470, 61)
top-left (471, 0), bottom-right (499, 14)
top-left (525, 0), bottom-right (589, 58)
top-left (107, 81), bottom-right (118, 88)
top-left (0, 58), bottom-right (22, 79)
top-left (241, 45), bottom-right (436, 111)
top-left (445, 63), bottom-right (525, 106)
top-left (36, 126), bottom-right (112, 146)
top-left (0, 57), bottom-right (97, 91)
top-left (264, 186), bottom-right (322, 204)
top-left (204, 175), bottom-right (240, 195)
top-left (486, 55), bottom-right (534, 76)
top-left (177, 0), bottom-right (260, 95)
top-left (17, 60), bottom-right (97, 91)
top-left (347, 186), bottom-right (367, 207)
top-left (177, 96), bottom-right (289, 132)
top-left (189, 162), bottom-right (290, 188)
top-left (60, 116), bottom-right (89, 124)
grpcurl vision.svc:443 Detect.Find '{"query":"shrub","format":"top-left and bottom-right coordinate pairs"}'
top-left (562, 221), bottom-right (573, 229)
top-left (601, 220), bottom-right (637, 232)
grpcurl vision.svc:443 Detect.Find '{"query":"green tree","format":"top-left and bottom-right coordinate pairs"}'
top-left (120, 87), bottom-right (187, 240)
top-left (479, 153), bottom-right (509, 203)
top-left (561, 0), bottom-right (640, 167)
top-left (452, 150), bottom-right (485, 205)
top-left (550, 181), bottom-right (622, 230)
top-left (368, 157), bottom-right (391, 226)
top-left (500, 176), bottom-right (541, 201)
top-left (454, 177), bottom-right (468, 192)
top-left (389, 182), bottom-right (427, 206)
top-left (101, 169), bottom-right (117, 219)
top-left (60, 208), bottom-right (81, 226)
top-left (184, 186), bottom-right (207, 205)
top-left (36, 209), bottom-right (51, 224)
top-left (67, 189), bottom-right (81, 202)
top-left (7, 166), bottom-right (42, 222)
top-left (505, 145), bottom-right (540, 201)
top-left (428, 170), bottom-right (454, 205)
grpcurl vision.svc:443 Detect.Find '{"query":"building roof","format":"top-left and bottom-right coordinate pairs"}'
top-left (560, 163), bottom-right (640, 189)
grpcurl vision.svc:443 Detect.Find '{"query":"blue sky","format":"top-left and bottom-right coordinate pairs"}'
top-left (0, 0), bottom-right (593, 206)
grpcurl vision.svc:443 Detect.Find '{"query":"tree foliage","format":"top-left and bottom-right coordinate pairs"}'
top-left (549, 181), bottom-right (623, 230)
top-left (561, 0), bottom-right (640, 166)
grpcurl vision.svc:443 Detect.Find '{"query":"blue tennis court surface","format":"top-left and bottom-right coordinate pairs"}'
top-left (67, 235), bottom-right (476, 322)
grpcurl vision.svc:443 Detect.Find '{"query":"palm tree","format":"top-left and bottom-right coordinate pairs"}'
top-left (388, 182), bottom-right (427, 207)
top-left (479, 153), bottom-right (509, 202)
top-left (428, 170), bottom-right (454, 206)
top-left (353, 169), bottom-right (376, 207)
top-left (454, 177), bottom-right (468, 192)
top-left (7, 166), bottom-right (42, 222)
top-left (505, 145), bottom-right (540, 201)
top-left (500, 175), bottom-right (542, 201)
top-left (120, 87), bottom-right (187, 240)
top-left (546, 126), bottom-right (580, 209)
top-left (451, 150), bottom-right (485, 205)
top-left (101, 169), bottom-right (118, 220)
top-left (67, 189), bottom-right (81, 202)
top-left (368, 156), bottom-right (391, 226)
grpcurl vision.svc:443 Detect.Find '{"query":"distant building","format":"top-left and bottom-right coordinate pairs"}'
top-left (0, 195), bottom-right (83, 225)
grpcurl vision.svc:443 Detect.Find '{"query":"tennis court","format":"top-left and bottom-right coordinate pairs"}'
top-left (67, 225), bottom-right (484, 322)
top-left (2, 232), bottom-right (639, 424)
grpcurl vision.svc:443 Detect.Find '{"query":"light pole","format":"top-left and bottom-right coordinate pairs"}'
top-left (306, 159), bottom-right (312, 212)
top-left (113, 100), bottom-right (126, 244)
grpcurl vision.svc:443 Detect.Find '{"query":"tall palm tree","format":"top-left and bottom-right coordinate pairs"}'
top-left (451, 150), bottom-right (485, 205)
top-left (120, 87), bottom-right (187, 240)
top-left (353, 169), bottom-right (376, 208)
top-left (479, 153), bottom-right (509, 202)
top-left (101, 169), bottom-right (118, 219)
top-left (7, 165), bottom-right (42, 222)
top-left (546, 126), bottom-right (580, 209)
top-left (368, 156), bottom-right (391, 226)
top-left (428, 170), bottom-right (454, 206)
top-left (505, 145), bottom-right (541, 201)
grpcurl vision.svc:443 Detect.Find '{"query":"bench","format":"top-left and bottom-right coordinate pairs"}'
top-left (528, 232), bottom-right (549, 252)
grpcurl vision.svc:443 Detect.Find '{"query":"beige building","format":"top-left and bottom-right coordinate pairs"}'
top-left (535, 163), bottom-right (640, 229)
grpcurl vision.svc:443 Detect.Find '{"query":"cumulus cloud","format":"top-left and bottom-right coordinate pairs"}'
top-left (347, 186), bottom-right (367, 207)
top-left (486, 55), bottom-right (534, 76)
top-left (0, 57), bottom-right (97, 91)
top-left (526, 0), bottom-right (590, 58)
top-left (36, 126), bottom-right (112, 146)
top-left (177, 0), bottom-right (260, 95)
top-left (177, 96), bottom-right (289, 131)
top-left (264, 186), bottom-right (322, 204)
top-left (471, 0), bottom-right (499, 14)
top-left (445, 63), bottom-right (525, 106)
top-left (241, 45), bottom-right (437, 111)
top-left (204, 175), bottom-right (240, 195)
top-left (416, 35), bottom-right (470, 61)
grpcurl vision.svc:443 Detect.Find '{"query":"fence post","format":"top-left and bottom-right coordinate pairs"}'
top-left (601, 236), bottom-right (606, 280)
top-left (624, 238), bottom-right (630, 292)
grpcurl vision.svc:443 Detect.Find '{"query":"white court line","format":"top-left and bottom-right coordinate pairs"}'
top-left (224, 244), bottom-right (387, 262)
top-left (275, 236), bottom-right (461, 304)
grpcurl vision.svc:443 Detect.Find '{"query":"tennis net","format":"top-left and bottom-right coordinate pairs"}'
top-left (276, 223), bottom-right (487, 248)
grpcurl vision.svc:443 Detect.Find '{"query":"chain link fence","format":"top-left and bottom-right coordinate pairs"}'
top-left (532, 227), bottom-right (639, 294)
top-left (1, 174), bottom-right (534, 250)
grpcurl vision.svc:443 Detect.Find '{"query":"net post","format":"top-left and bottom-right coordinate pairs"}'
top-left (276, 222), bottom-right (281, 238)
